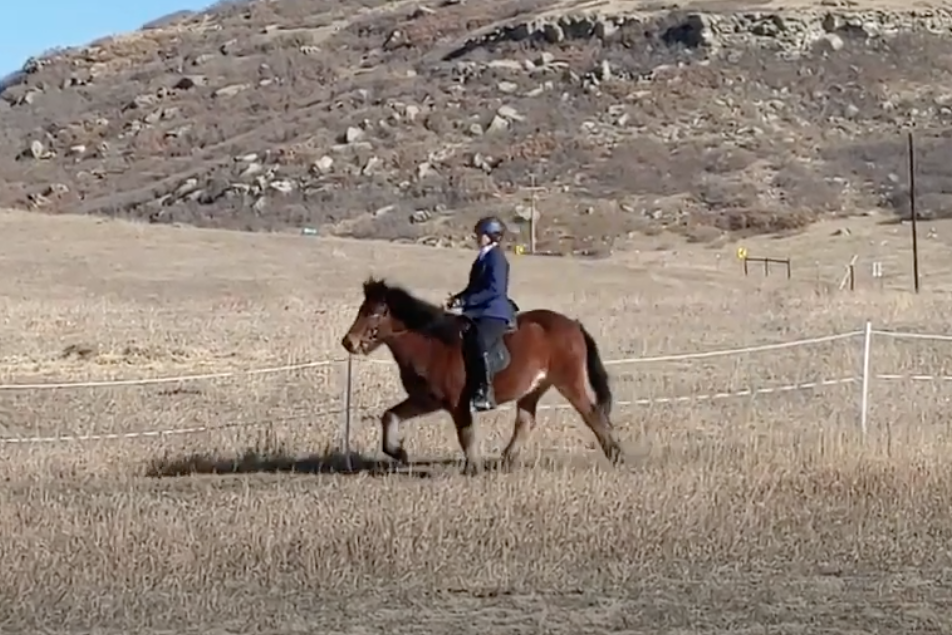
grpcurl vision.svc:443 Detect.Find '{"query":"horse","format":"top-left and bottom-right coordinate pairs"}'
top-left (340, 277), bottom-right (625, 476)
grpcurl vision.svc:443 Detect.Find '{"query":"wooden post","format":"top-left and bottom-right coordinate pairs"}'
top-left (839, 255), bottom-right (858, 291)
top-left (908, 131), bottom-right (920, 293)
top-left (526, 174), bottom-right (544, 254)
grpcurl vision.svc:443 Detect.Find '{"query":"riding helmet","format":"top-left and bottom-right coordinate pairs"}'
top-left (474, 215), bottom-right (506, 242)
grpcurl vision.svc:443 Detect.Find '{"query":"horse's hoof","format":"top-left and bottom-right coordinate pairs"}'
top-left (609, 448), bottom-right (625, 467)
top-left (461, 460), bottom-right (481, 477)
top-left (384, 446), bottom-right (409, 465)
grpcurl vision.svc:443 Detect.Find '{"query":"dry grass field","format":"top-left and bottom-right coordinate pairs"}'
top-left (6, 207), bottom-right (952, 633)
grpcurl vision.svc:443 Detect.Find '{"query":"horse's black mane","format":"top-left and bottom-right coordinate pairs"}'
top-left (363, 277), bottom-right (462, 344)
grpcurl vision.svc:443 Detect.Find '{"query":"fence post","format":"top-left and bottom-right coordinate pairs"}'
top-left (341, 355), bottom-right (354, 469)
top-left (859, 321), bottom-right (873, 436)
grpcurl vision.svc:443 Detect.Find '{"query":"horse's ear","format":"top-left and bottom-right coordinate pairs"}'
top-left (362, 276), bottom-right (388, 302)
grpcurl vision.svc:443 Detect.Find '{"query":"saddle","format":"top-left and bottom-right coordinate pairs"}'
top-left (456, 297), bottom-right (520, 376)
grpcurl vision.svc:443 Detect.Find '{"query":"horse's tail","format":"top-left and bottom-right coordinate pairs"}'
top-left (579, 322), bottom-right (613, 420)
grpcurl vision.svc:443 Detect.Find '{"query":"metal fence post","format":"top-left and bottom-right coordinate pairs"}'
top-left (341, 355), bottom-right (353, 469)
top-left (859, 321), bottom-right (873, 437)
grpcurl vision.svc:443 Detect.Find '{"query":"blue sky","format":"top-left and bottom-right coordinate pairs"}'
top-left (1, 0), bottom-right (214, 74)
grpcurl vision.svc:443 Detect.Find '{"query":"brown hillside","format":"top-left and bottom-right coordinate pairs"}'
top-left (4, 0), bottom-right (952, 252)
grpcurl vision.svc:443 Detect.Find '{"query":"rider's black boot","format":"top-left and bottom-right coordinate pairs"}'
top-left (470, 352), bottom-right (496, 412)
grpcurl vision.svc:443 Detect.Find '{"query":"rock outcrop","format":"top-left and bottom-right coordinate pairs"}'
top-left (1, 0), bottom-right (952, 252)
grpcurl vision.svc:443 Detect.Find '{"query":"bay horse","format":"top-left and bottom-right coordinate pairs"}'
top-left (340, 277), bottom-right (624, 475)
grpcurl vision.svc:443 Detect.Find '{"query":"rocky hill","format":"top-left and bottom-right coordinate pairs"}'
top-left (4, 0), bottom-right (952, 253)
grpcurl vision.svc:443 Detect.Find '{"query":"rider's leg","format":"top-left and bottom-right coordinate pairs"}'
top-left (471, 317), bottom-right (508, 411)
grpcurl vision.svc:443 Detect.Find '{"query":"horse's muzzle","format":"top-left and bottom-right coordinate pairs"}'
top-left (341, 334), bottom-right (359, 355)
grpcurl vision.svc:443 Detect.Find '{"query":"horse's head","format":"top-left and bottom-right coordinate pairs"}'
top-left (341, 277), bottom-right (462, 355)
top-left (341, 277), bottom-right (401, 355)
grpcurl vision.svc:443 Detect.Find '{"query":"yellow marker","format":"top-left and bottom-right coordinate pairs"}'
top-left (514, 245), bottom-right (526, 255)
top-left (736, 246), bottom-right (748, 260)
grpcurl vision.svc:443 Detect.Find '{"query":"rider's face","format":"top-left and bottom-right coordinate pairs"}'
top-left (474, 233), bottom-right (490, 248)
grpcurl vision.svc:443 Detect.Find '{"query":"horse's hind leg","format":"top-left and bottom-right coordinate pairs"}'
top-left (502, 383), bottom-right (549, 470)
top-left (380, 397), bottom-right (440, 464)
top-left (553, 376), bottom-right (624, 466)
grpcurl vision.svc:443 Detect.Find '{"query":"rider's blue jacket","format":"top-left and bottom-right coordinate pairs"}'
top-left (457, 245), bottom-right (515, 324)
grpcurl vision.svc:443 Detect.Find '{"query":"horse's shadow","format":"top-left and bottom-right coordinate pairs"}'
top-left (143, 445), bottom-right (546, 479)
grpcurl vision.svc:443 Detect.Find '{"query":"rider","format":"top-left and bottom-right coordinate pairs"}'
top-left (447, 216), bottom-right (515, 412)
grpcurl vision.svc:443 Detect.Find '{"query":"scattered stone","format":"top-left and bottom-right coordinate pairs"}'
top-left (341, 126), bottom-right (364, 144)
top-left (383, 29), bottom-right (409, 51)
top-left (126, 94), bottom-right (159, 110)
top-left (311, 155), bottom-right (334, 174)
top-left (409, 6), bottom-right (435, 19)
top-left (174, 75), bottom-right (206, 90)
top-left (269, 180), bottom-right (294, 194)
top-left (497, 105), bottom-right (524, 122)
top-left (164, 125), bottom-right (191, 139)
top-left (189, 53), bottom-right (215, 67)
top-left (814, 32), bottom-right (845, 52)
top-left (220, 39), bottom-right (240, 55)
top-left (43, 183), bottom-right (69, 196)
top-left (18, 140), bottom-right (52, 160)
top-left (240, 162), bottom-right (263, 177)
top-left (143, 107), bottom-right (180, 125)
top-left (410, 209), bottom-right (432, 223)
top-left (486, 115), bottom-right (509, 134)
top-left (213, 83), bottom-right (250, 98)
top-left (14, 90), bottom-right (37, 106)
top-left (362, 156), bottom-right (382, 175)
top-left (27, 192), bottom-right (50, 208)
top-left (486, 60), bottom-right (524, 72)
top-left (175, 178), bottom-right (200, 197)
top-left (542, 22), bottom-right (564, 44)
top-left (497, 80), bottom-right (519, 94)
top-left (417, 162), bottom-right (435, 179)
top-left (470, 153), bottom-right (497, 173)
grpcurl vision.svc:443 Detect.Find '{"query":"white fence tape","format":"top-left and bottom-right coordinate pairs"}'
top-left (0, 322), bottom-right (950, 445)
top-left (521, 376), bottom-right (857, 411)
top-left (355, 330), bottom-right (863, 367)
top-left (0, 359), bottom-right (342, 391)
top-left (871, 329), bottom-right (952, 343)
top-left (0, 409), bottom-right (340, 445)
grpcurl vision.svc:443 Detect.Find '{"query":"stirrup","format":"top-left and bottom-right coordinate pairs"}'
top-left (470, 386), bottom-right (496, 412)
top-left (471, 398), bottom-right (496, 412)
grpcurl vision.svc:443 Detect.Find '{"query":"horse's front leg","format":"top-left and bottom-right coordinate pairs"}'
top-left (380, 397), bottom-right (440, 464)
top-left (451, 407), bottom-right (481, 476)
